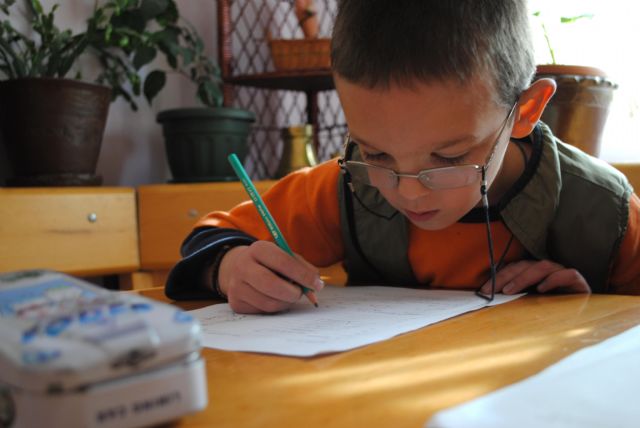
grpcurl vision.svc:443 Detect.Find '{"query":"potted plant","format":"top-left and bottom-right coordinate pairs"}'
top-left (0, 0), bottom-right (250, 186)
top-left (531, 10), bottom-right (617, 157)
top-left (0, 0), bottom-right (172, 186)
top-left (151, 20), bottom-right (255, 183)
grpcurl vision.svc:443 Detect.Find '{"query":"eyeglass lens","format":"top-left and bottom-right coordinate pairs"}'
top-left (346, 161), bottom-right (482, 191)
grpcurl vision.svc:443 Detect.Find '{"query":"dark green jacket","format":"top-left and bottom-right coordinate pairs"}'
top-left (338, 123), bottom-right (633, 293)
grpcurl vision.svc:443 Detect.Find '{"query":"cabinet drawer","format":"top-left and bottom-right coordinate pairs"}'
top-left (0, 188), bottom-right (139, 276)
top-left (137, 181), bottom-right (276, 270)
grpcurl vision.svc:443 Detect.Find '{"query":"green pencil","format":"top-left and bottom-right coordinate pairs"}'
top-left (227, 153), bottom-right (319, 307)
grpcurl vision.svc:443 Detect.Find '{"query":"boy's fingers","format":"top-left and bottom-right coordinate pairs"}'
top-left (502, 260), bottom-right (564, 294)
top-left (480, 260), bottom-right (531, 294)
top-left (231, 280), bottom-right (295, 314)
top-left (247, 263), bottom-right (302, 303)
top-left (227, 297), bottom-right (262, 314)
top-left (250, 241), bottom-right (323, 291)
top-left (536, 269), bottom-right (590, 294)
top-left (294, 253), bottom-right (325, 291)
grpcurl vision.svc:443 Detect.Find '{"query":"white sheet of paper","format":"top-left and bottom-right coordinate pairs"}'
top-left (426, 323), bottom-right (640, 428)
top-left (189, 286), bottom-right (522, 356)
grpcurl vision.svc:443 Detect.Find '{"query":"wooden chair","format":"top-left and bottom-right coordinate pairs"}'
top-left (612, 163), bottom-right (640, 192)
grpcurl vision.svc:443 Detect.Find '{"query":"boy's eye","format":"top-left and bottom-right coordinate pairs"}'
top-left (361, 151), bottom-right (390, 163)
top-left (432, 153), bottom-right (469, 166)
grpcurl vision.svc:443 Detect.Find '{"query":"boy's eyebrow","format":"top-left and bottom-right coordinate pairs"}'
top-left (349, 134), bottom-right (381, 151)
top-left (350, 133), bottom-right (480, 152)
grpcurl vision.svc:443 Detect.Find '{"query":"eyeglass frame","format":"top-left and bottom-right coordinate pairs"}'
top-left (339, 102), bottom-right (519, 192)
top-left (338, 101), bottom-right (519, 303)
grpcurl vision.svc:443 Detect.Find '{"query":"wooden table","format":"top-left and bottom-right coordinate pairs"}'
top-left (137, 288), bottom-right (640, 428)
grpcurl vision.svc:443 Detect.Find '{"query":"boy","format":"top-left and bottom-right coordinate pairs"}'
top-left (166, 0), bottom-right (640, 313)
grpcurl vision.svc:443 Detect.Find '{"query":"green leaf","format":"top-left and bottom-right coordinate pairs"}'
top-left (140, 0), bottom-right (169, 20)
top-left (11, 54), bottom-right (25, 76)
top-left (156, 0), bottom-right (178, 26)
top-left (57, 35), bottom-right (89, 77)
top-left (143, 69), bottom-right (166, 103)
top-left (197, 80), bottom-right (223, 108)
top-left (111, 9), bottom-right (146, 34)
top-left (118, 35), bottom-right (130, 47)
top-left (29, 0), bottom-right (43, 14)
top-left (560, 14), bottom-right (593, 24)
top-left (105, 24), bottom-right (113, 42)
top-left (179, 46), bottom-right (193, 66)
top-left (152, 27), bottom-right (179, 49)
top-left (133, 45), bottom-right (156, 69)
top-left (167, 54), bottom-right (177, 68)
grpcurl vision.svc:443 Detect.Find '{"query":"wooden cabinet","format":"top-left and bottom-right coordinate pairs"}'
top-left (135, 181), bottom-right (275, 286)
top-left (0, 187), bottom-right (139, 277)
top-left (1, 162), bottom-right (637, 290)
top-left (135, 180), bottom-right (349, 288)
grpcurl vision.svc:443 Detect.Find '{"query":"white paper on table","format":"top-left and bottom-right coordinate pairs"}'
top-left (427, 322), bottom-right (640, 428)
top-left (189, 285), bottom-right (522, 357)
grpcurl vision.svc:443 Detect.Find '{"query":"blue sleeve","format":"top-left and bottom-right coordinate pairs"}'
top-left (164, 227), bottom-right (257, 300)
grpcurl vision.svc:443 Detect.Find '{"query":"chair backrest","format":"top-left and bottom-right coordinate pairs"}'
top-left (612, 163), bottom-right (640, 193)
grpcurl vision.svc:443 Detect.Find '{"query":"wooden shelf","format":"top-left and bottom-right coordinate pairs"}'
top-left (226, 69), bottom-right (334, 92)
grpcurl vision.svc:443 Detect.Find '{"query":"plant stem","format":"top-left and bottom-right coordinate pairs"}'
top-left (540, 21), bottom-right (556, 64)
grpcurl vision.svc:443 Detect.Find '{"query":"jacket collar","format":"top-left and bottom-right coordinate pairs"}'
top-left (500, 123), bottom-right (561, 259)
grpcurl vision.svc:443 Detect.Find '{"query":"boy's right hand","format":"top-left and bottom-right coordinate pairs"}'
top-left (217, 241), bottom-right (325, 314)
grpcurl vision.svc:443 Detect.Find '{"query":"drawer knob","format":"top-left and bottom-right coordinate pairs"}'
top-left (187, 208), bottom-right (199, 218)
top-left (87, 213), bottom-right (98, 223)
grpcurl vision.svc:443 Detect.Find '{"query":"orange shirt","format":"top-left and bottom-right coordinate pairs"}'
top-left (197, 159), bottom-right (640, 293)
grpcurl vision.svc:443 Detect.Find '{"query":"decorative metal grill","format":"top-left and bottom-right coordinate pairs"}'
top-left (218, 0), bottom-right (346, 179)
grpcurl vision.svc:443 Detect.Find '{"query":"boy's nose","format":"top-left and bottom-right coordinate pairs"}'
top-left (396, 175), bottom-right (431, 200)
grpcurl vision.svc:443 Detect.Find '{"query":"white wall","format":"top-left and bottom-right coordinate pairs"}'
top-left (0, 0), bottom-right (218, 186)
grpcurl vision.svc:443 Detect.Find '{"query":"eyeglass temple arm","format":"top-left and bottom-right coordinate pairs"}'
top-left (339, 134), bottom-right (358, 192)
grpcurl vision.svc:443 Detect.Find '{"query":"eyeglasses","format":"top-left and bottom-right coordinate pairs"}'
top-left (341, 102), bottom-right (518, 192)
top-left (339, 102), bottom-right (518, 303)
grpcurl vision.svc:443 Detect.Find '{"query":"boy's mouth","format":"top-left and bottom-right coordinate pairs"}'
top-left (405, 209), bottom-right (439, 222)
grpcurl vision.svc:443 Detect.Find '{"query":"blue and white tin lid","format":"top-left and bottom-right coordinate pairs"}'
top-left (0, 270), bottom-right (202, 394)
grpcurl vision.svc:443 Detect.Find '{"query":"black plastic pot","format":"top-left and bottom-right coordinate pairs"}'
top-left (0, 78), bottom-right (111, 186)
top-left (157, 107), bottom-right (255, 182)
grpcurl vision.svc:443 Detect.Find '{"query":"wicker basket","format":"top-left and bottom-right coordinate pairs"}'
top-left (269, 38), bottom-right (331, 71)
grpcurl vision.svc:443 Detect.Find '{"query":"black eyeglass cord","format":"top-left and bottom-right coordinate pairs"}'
top-left (477, 165), bottom-right (497, 303)
top-left (352, 190), bottom-right (398, 220)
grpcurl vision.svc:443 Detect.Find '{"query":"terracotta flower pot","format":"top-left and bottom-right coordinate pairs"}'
top-left (535, 65), bottom-right (617, 157)
top-left (0, 78), bottom-right (111, 186)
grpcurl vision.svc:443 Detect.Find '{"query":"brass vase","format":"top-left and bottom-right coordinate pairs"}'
top-left (275, 125), bottom-right (318, 178)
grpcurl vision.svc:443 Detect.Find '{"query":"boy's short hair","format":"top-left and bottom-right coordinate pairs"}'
top-left (331, 0), bottom-right (535, 106)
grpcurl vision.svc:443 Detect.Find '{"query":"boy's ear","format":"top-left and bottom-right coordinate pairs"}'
top-left (511, 78), bottom-right (557, 139)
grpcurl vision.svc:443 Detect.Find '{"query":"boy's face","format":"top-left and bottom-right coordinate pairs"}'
top-left (335, 74), bottom-right (515, 231)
